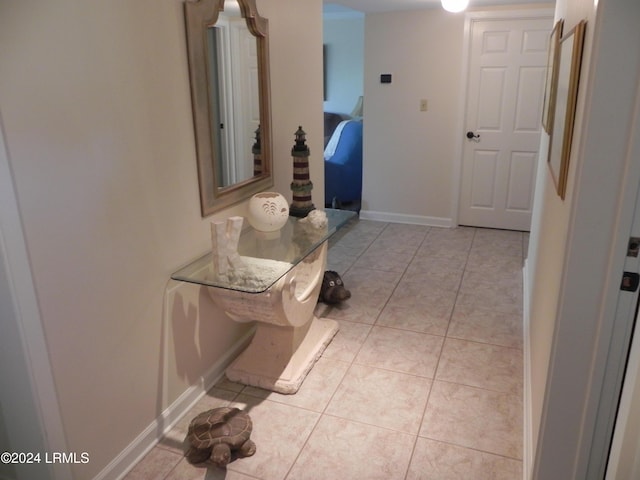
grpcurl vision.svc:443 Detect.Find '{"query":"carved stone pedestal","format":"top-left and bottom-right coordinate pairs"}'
top-left (171, 209), bottom-right (356, 395)
top-left (208, 243), bottom-right (337, 394)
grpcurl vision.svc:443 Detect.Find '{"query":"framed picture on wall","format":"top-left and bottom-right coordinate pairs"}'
top-left (542, 19), bottom-right (563, 134)
top-left (547, 20), bottom-right (587, 200)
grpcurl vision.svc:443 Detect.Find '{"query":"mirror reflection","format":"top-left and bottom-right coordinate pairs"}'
top-left (207, 6), bottom-right (260, 187)
top-left (184, 0), bottom-right (272, 215)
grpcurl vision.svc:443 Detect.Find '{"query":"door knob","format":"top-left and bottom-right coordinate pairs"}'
top-left (466, 131), bottom-right (480, 139)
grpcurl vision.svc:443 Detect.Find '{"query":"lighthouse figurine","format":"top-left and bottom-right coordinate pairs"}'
top-left (252, 126), bottom-right (262, 177)
top-left (289, 126), bottom-right (316, 217)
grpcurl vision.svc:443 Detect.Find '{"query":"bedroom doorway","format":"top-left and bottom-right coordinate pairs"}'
top-left (322, 4), bottom-right (364, 211)
top-left (457, 10), bottom-right (554, 231)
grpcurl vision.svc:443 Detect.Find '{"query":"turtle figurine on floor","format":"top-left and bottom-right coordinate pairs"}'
top-left (319, 270), bottom-right (351, 304)
top-left (185, 407), bottom-right (256, 467)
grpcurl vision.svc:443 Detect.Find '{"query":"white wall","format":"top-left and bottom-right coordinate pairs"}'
top-left (322, 14), bottom-right (364, 115)
top-left (0, 0), bottom-right (323, 478)
top-left (362, 9), bottom-right (465, 225)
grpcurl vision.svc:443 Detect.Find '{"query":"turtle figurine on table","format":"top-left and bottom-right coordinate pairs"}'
top-left (319, 270), bottom-right (351, 304)
top-left (185, 407), bottom-right (256, 467)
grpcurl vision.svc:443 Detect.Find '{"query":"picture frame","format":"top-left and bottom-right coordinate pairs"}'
top-left (542, 19), bottom-right (563, 134)
top-left (547, 20), bottom-right (586, 200)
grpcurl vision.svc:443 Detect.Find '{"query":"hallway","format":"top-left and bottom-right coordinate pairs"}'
top-left (125, 218), bottom-right (526, 479)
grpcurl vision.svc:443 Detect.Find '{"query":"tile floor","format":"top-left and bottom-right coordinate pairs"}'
top-left (125, 219), bottom-right (527, 480)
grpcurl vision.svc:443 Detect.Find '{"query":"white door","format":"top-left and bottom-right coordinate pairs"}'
top-left (230, 18), bottom-right (260, 183)
top-left (458, 15), bottom-right (552, 231)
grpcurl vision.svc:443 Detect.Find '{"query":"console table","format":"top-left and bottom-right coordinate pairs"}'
top-left (171, 209), bottom-right (355, 393)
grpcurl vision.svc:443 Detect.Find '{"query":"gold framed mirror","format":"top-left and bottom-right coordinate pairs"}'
top-left (184, 0), bottom-right (272, 216)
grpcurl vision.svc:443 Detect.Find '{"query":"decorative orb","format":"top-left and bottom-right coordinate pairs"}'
top-left (247, 192), bottom-right (289, 232)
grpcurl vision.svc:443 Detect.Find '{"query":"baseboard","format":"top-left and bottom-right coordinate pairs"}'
top-left (359, 210), bottom-right (453, 228)
top-left (522, 259), bottom-right (533, 480)
top-left (92, 327), bottom-right (254, 480)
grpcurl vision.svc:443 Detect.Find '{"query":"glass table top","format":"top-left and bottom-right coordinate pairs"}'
top-left (171, 209), bottom-right (356, 293)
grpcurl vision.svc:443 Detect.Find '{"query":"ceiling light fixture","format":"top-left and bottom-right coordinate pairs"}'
top-left (441, 0), bottom-right (469, 13)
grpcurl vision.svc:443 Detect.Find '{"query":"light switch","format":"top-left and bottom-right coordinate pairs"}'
top-left (420, 99), bottom-right (428, 112)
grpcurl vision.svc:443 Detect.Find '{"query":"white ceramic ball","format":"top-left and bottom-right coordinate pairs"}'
top-left (247, 192), bottom-right (289, 232)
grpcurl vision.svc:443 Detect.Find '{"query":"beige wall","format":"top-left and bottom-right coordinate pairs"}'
top-left (0, 0), bottom-right (323, 478)
top-left (527, 0), bottom-right (640, 477)
top-left (526, 0), bottom-right (597, 456)
top-left (362, 9), bottom-right (465, 223)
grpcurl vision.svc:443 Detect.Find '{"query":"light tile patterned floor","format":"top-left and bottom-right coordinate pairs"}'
top-left (124, 219), bottom-right (526, 480)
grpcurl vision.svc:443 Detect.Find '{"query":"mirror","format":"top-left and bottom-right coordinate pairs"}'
top-left (185, 0), bottom-right (273, 216)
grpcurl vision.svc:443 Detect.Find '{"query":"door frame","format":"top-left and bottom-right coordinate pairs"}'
top-left (607, 300), bottom-right (640, 479)
top-left (451, 7), bottom-right (555, 229)
top-left (0, 120), bottom-right (71, 479)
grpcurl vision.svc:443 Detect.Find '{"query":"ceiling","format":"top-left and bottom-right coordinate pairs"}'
top-left (324, 0), bottom-right (551, 14)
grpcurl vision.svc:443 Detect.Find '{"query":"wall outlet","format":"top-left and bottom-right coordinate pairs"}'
top-left (420, 99), bottom-right (428, 112)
